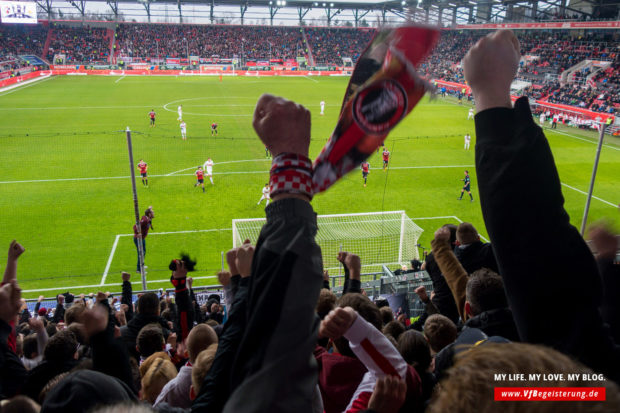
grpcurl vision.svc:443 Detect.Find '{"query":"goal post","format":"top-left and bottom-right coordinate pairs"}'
top-left (232, 211), bottom-right (424, 272)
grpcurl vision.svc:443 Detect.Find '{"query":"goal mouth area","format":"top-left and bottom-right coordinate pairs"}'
top-left (232, 210), bottom-right (424, 270)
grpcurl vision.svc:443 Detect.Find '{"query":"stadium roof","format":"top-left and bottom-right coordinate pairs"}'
top-left (39, 0), bottom-right (601, 26)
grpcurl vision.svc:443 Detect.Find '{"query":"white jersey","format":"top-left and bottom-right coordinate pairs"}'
top-left (469, 109), bottom-right (474, 116)
top-left (180, 122), bottom-right (186, 131)
top-left (540, 114), bottom-right (546, 123)
top-left (262, 186), bottom-right (270, 198)
top-left (464, 134), bottom-right (471, 142)
top-left (320, 101), bottom-right (325, 108)
top-left (177, 106), bottom-right (182, 116)
top-left (204, 159), bottom-right (214, 174)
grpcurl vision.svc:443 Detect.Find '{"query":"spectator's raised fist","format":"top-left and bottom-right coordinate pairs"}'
top-left (253, 94), bottom-right (311, 157)
top-left (38, 295), bottom-right (45, 302)
top-left (217, 271), bottom-right (231, 287)
top-left (236, 241), bottom-right (255, 278)
top-left (414, 285), bottom-right (429, 303)
top-left (463, 30), bottom-right (520, 112)
top-left (588, 225), bottom-right (618, 260)
top-left (0, 281), bottom-right (21, 323)
top-left (7, 240), bottom-right (25, 261)
top-left (344, 253), bottom-right (362, 279)
top-left (367, 375), bottom-right (407, 413)
top-left (319, 306), bottom-right (357, 340)
top-left (337, 251), bottom-right (349, 264)
top-left (226, 248), bottom-right (239, 275)
top-left (80, 305), bottom-right (109, 338)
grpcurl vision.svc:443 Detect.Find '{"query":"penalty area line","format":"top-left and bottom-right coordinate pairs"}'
top-left (100, 228), bottom-right (232, 285)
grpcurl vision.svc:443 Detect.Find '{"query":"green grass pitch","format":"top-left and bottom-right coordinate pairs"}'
top-left (0, 75), bottom-right (618, 298)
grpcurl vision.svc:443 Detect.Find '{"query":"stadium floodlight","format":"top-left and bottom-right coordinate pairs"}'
top-left (401, 0), bottom-right (406, 5)
top-left (330, 2), bottom-right (334, 7)
top-left (232, 211), bottom-right (424, 272)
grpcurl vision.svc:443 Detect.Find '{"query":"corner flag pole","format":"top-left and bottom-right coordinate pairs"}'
top-left (126, 126), bottom-right (147, 290)
top-left (580, 123), bottom-right (607, 237)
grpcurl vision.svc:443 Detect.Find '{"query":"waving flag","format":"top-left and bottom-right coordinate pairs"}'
top-left (312, 25), bottom-right (439, 193)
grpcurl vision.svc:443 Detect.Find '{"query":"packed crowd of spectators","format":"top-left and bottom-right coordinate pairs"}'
top-left (46, 26), bottom-right (110, 64)
top-left (305, 27), bottom-right (376, 65)
top-left (0, 25), bottom-right (47, 59)
top-left (115, 24), bottom-right (303, 61)
top-left (1, 31), bottom-right (619, 413)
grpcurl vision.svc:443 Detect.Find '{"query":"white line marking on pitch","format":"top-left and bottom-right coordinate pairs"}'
top-left (165, 159), bottom-right (270, 176)
top-left (545, 127), bottom-right (620, 151)
top-left (25, 275), bottom-right (219, 294)
top-left (100, 228), bottom-right (231, 284)
top-left (0, 75), bottom-right (53, 97)
top-left (100, 234), bottom-right (121, 285)
top-left (303, 75), bottom-right (319, 83)
top-left (115, 75), bottom-right (126, 83)
top-left (561, 183), bottom-right (617, 207)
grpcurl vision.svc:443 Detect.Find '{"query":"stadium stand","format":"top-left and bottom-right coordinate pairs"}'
top-left (304, 27), bottom-right (376, 65)
top-left (0, 24), bottom-right (47, 58)
top-left (46, 26), bottom-right (110, 64)
top-left (114, 24), bottom-right (304, 61)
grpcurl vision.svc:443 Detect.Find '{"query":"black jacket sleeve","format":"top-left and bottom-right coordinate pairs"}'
top-left (171, 277), bottom-right (194, 341)
top-left (192, 277), bottom-right (250, 412)
top-left (51, 302), bottom-right (65, 323)
top-left (222, 198), bottom-right (324, 413)
top-left (0, 320), bottom-right (27, 399)
top-left (90, 302), bottom-right (137, 394)
top-left (475, 97), bottom-right (620, 380)
top-left (121, 280), bottom-right (134, 322)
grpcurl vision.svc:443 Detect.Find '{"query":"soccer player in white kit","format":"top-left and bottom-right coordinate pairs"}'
top-left (257, 184), bottom-right (270, 206)
top-left (320, 101), bottom-right (325, 115)
top-left (539, 112), bottom-right (546, 125)
top-left (467, 108), bottom-right (474, 120)
top-left (464, 133), bottom-right (471, 150)
top-left (180, 121), bottom-right (187, 140)
top-left (203, 158), bottom-right (214, 185)
top-left (177, 105), bottom-right (183, 121)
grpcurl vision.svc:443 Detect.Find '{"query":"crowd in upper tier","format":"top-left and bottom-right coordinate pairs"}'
top-left (0, 23), bottom-right (619, 113)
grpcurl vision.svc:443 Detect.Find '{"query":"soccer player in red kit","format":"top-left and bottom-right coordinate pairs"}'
top-left (149, 110), bottom-right (156, 127)
top-left (137, 159), bottom-right (148, 187)
top-left (361, 161), bottom-right (370, 187)
top-left (211, 122), bottom-right (218, 136)
top-left (382, 149), bottom-right (390, 171)
top-left (194, 167), bottom-right (205, 192)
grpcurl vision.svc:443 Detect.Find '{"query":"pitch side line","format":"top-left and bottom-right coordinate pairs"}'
top-left (561, 183), bottom-right (617, 207)
top-left (545, 127), bottom-right (620, 151)
top-left (0, 75), bottom-right (53, 97)
top-left (114, 75), bottom-right (126, 83)
top-left (100, 228), bottom-right (231, 284)
top-left (25, 275), bottom-right (219, 294)
top-left (303, 75), bottom-right (319, 83)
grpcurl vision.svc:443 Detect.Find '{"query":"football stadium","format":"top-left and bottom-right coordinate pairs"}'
top-left (1, 0), bottom-right (619, 410)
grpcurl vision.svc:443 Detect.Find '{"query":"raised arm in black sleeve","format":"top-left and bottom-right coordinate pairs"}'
top-left (475, 97), bottom-right (619, 379)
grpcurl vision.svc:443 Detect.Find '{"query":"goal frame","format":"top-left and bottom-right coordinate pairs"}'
top-left (232, 210), bottom-right (422, 269)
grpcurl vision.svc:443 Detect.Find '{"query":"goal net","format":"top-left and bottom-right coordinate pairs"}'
top-left (232, 211), bottom-right (424, 272)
